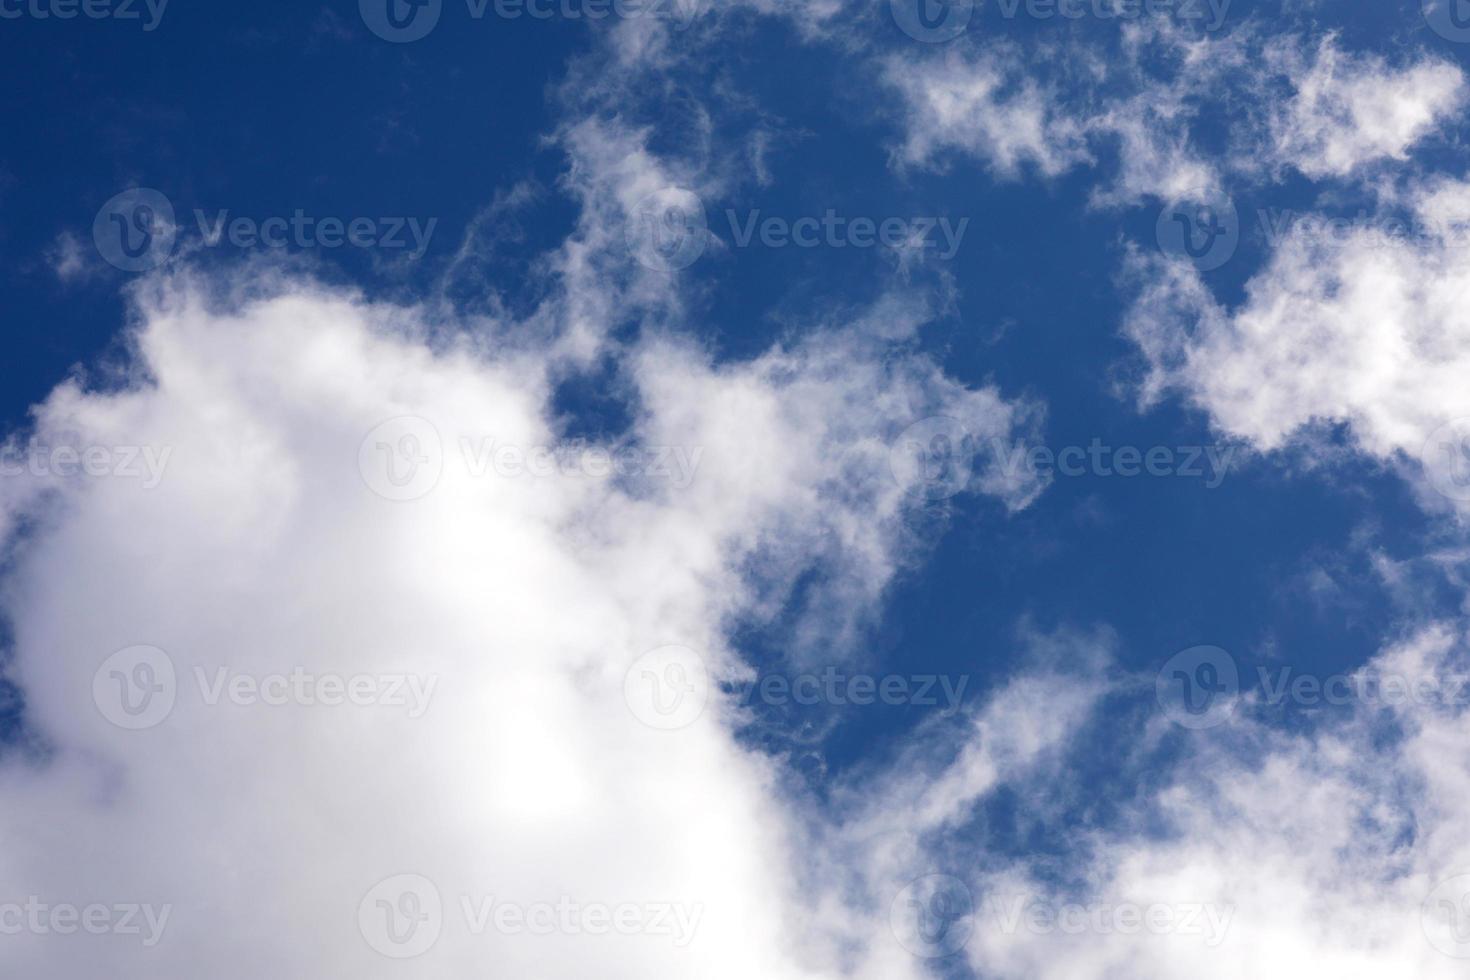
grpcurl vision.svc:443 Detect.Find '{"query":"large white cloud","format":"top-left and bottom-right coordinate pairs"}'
top-left (0, 259), bottom-right (1043, 977)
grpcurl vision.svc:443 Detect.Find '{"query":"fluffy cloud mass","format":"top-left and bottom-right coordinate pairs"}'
top-left (0, 264), bottom-right (1042, 977)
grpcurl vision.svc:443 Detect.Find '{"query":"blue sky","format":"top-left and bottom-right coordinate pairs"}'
top-left (5, 0), bottom-right (1470, 977)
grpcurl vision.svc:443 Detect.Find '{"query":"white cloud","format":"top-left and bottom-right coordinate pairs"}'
top-left (0, 257), bottom-right (1042, 977)
top-left (882, 45), bottom-right (1093, 180)
top-left (1123, 174), bottom-right (1470, 516)
top-left (1263, 37), bottom-right (1465, 180)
